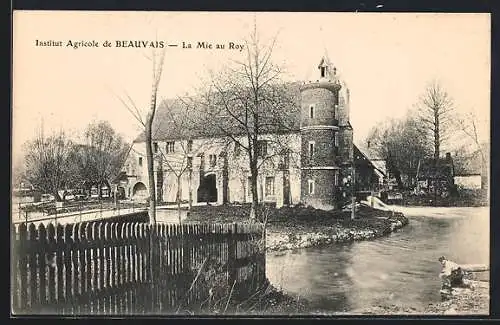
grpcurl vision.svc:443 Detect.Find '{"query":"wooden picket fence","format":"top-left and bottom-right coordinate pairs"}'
top-left (11, 221), bottom-right (266, 315)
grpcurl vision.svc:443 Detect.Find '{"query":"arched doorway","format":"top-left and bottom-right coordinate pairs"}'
top-left (197, 173), bottom-right (218, 203)
top-left (132, 182), bottom-right (148, 201)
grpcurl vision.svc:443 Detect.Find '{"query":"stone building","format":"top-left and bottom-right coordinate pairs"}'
top-left (120, 55), bottom-right (381, 210)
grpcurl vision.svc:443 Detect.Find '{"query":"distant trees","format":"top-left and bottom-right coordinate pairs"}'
top-left (23, 131), bottom-right (75, 201)
top-left (366, 112), bottom-right (431, 188)
top-left (75, 120), bottom-right (129, 198)
top-left (20, 121), bottom-right (129, 201)
top-left (366, 80), bottom-right (458, 189)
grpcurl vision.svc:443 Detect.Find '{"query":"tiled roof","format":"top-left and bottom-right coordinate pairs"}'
top-left (133, 81), bottom-right (307, 143)
top-left (454, 149), bottom-right (485, 176)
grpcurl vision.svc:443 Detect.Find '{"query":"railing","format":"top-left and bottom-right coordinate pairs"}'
top-left (12, 200), bottom-right (149, 225)
top-left (11, 221), bottom-right (265, 315)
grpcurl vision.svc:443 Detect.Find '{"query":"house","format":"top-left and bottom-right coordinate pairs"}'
top-left (415, 153), bottom-right (455, 196)
top-left (120, 55), bottom-right (382, 210)
top-left (355, 142), bottom-right (389, 189)
top-left (453, 147), bottom-right (488, 190)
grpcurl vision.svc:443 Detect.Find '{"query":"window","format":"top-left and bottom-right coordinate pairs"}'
top-left (187, 156), bottom-right (193, 169)
top-left (153, 142), bottom-right (158, 153)
top-left (309, 105), bottom-right (315, 119)
top-left (335, 171), bottom-right (339, 186)
top-left (187, 140), bottom-right (193, 152)
top-left (265, 177), bottom-right (275, 196)
top-left (309, 141), bottom-right (315, 159)
top-left (209, 154), bottom-right (217, 167)
top-left (257, 140), bottom-right (268, 158)
top-left (199, 154), bottom-right (205, 168)
top-left (166, 141), bottom-right (175, 153)
top-left (320, 67), bottom-right (325, 78)
top-left (138, 157), bottom-right (143, 167)
top-left (334, 133), bottom-right (339, 147)
top-left (308, 179), bottom-right (315, 195)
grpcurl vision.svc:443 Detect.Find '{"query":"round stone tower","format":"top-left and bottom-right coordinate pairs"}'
top-left (299, 56), bottom-right (342, 210)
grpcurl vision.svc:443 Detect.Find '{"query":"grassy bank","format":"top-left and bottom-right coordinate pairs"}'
top-left (186, 204), bottom-right (409, 251)
top-left (175, 279), bottom-right (311, 315)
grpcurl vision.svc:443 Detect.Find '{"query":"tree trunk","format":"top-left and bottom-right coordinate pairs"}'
top-left (177, 175), bottom-right (182, 224)
top-left (249, 158), bottom-right (258, 221)
top-left (145, 116), bottom-right (157, 225)
top-left (188, 168), bottom-right (193, 211)
top-left (53, 191), bottom-right (62, 202)
top-left (434, 108), bottom-right (440, 161)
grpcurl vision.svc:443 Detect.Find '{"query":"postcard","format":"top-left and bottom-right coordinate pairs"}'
top-left (11, 11), bottom-right (490, 316)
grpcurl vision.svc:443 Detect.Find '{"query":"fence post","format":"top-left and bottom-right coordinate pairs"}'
top-left (14, 224), bottom-right (29, 314)
top-left (227, 223), bottom-right (237, 292)
top-left (46, 224), bottom-right (57, 311)
top-left (38, 224), bottom-right (48, 311)
top-left (183, 224), bottom-right (193, 307)
top-left (54, 224), bottom-right (64, 313)
top-left (63, 224), bottom-right (73, 314)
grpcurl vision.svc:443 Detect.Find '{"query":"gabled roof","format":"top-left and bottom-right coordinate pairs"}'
top-left (355, 142), bottom-right (384, 161)
top-left (133, 81), bottom-right (305, 143)
top-left (453, 149), bottom-right (485, 176)
top-left (417, 156), bottom-right (454, 179)
top-left (354, 145), bottom-right (387, 177)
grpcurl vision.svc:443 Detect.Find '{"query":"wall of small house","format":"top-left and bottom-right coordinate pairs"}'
top-left (454, 175), bottom-right (482, 190)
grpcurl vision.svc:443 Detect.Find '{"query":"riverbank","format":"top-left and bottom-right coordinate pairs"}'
top-left (186, 204), bottom-right (409, 252)
top-left (225, 279), bottom-right (489, 315)
top-left (339, 280), bottom-right (489, 315)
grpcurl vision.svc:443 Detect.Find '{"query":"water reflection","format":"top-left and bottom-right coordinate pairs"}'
top-left (266, 207), bottom-right (489, 312)
top-left (266, 244), bottom-right (354, 311)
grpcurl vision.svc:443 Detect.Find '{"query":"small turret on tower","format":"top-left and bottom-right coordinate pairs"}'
top-left (317, 56), bottom-right (340, 83)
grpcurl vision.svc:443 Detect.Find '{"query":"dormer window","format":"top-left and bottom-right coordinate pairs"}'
top-left (309, 105), bottom-right (315, 119)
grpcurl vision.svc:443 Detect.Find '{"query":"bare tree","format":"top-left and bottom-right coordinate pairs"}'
top-left (454, 111), bottom-right (489, 189)
top-left (23, 130), bottom-right (75, 202)
top-left (417, 80), bottom-right (454, 161)
top-left (197, 23), bottom-right (298, 220)
top-left (366, 111), bottom-right (431, 188)
top-left (118, 49), bottom-right (166, 225)
top-left (75, 120), bottom-right (129, 198)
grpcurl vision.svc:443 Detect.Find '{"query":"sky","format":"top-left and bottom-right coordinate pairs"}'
top-left (12, 11), bottom-right (490, 162)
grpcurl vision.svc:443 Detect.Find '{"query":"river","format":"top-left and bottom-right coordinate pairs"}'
top-left (265, 206), bottom-right (489, 313)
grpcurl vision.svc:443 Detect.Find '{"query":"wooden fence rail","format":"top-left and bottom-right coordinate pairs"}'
top-left (11, 221), bottom-right (266, 315)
